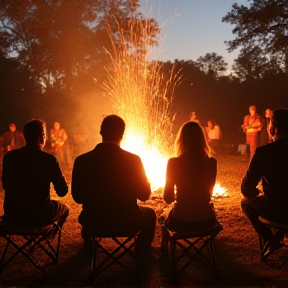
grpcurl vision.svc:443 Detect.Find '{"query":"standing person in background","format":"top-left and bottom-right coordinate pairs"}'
top-left (265, 108), bottom-right (273, 144)
top-left (50, 122), bottom-right (68, 169)
top-left (259, 108), bottom-right (273, 146)
top-left (206, 119), bottom-right (222, 155)
top-left (189, 111), bottom-right (201, 125)
top-left (242, 106), bottom-right (262, 160)
top-left (1, 123), bottom-right (25, 154)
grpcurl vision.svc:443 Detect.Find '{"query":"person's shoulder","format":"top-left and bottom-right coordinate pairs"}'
top-left (4, 148), bottom-right (21, 157)
top-left (75, 149), bottom-right (94, 161)
top-left (37, 149), bottom-right (58, 162)
top-left (3, 147), bottom-right (26, 160)
top-left (254, 141), bottom-right (277, 156)
top-left (2, 131), bottom-right (10, 136)
top-left (167, 157), bottom-right (179, 166)
top-left (207, 156), bottom-right (217, 165)
top-left (40, 149), bottom-right (56, 157)
top-left (120, 148), bottom-right (142, 161)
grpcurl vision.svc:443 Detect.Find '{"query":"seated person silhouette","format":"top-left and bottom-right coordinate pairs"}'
top-left (241, 108), bottom-right (288, 259)
top-left (1, 119), bottom-right (69, 227)
top-left (71, 115), bottom-right (156, 250)
top-left (159, 121), bottom-right (220, 250)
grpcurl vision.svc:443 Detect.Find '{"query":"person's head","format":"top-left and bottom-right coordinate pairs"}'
top-left (249, 105), bottom-right (257, 116)
top-left (265, 108), bottom-right (273, 119)
top-left (53, 122), bottom-right (60, 130)
top-left (269, 108), bottom-right (288, 140)
top-left (23, 119), bottom-right (46, 147)
top-left (175, 121), bottom-right (211, 159)
top-left (207, 119), bottom-right (216, 129)
top-left (190, 111), bottom-right (197, 120)
top-left (100, 115), bottom-right (125, 143)
top-left (9, 123), bottom-right (16, 132)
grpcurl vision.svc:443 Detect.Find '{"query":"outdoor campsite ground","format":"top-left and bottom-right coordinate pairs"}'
top-left (0, 153), bottom-right (288, 288)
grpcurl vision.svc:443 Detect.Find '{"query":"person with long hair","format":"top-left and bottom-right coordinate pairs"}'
top-left (206, 119), bottom-right (222, 154)
top-left (160, 121), bottom-right (219, 250)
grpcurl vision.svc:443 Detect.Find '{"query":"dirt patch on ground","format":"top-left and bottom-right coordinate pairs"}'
top-left (0, 154), bottom-right (288, 287)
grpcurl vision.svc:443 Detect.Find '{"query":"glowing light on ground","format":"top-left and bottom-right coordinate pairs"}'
top-left (212, 183), bottom-right (227, 197)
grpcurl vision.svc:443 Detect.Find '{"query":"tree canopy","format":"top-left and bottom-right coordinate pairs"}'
top-left (0, 0), bottom-right (159, 94)
top-left (222, 0), bottom-right (288, 72)
top-left (195, 52), bottom-right (228, 79)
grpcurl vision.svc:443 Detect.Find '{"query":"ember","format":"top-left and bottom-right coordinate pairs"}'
top-left (103, 17), bottom-right (180, 190)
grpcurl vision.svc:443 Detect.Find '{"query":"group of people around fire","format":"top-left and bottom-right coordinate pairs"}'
top-left (0, 121), bottom-right (72, 170)
top-left (0, 106), bottom-right (288, 266)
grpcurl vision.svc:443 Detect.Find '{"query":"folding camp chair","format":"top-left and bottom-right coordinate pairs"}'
top-left (88, 230), bottom-right (141, 284)
top-left (0, 218), bottom-right (63, 274)
top-left (167, 221), bottom-right (223, 282)
top-left (258, 216), bottom-right (288, 261)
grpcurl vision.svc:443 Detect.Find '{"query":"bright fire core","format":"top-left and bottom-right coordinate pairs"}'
top-left (103, 16), bottom-right (226, 197)
top-left (123, 132), bottom-right (227, 197)
top-left (122, 132), bottom-right (168, 192)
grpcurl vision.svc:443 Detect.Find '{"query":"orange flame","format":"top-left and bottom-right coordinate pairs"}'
top-left (212, 183), bottom-right (227, 197)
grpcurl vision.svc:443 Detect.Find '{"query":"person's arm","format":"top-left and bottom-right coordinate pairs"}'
top-left (163, 159), bottom-right (175, 204)
top-left (133, 156), bottom-right (151, 202)
top-left (51, 157), bottom-right (68, 197)
top-left (62, 129), bottom-right (68, 142)
top-left (242, 115), bottom-right (249, 133)
top-left (250, 115), bottom-right (262, 131)
top-left (214, 125), bottom-right (221, 140)
top-left (2, 153), bottom-right (9, 190)
top-left (241, 148), bottom-right (263, 198)
top-left (71, 156), bottom-right (85, 204)
top-left (207, 157), bottom-right (217, 197)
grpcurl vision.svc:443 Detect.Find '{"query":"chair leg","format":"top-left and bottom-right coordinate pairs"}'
top-left (0, 236), bottom-right (11, 271)
top-left (169, 238), bottom-right (178, 283)
top-left (160, 227), bottom-right (169, 253)
top-left (134, 237), bottom-right (142, 281)
top-left (209, 237), bottom-right (220, 272)
top-left (0, 234), bottom-right (46, 273)
top-left (89, 237), bottom-right (98, 284)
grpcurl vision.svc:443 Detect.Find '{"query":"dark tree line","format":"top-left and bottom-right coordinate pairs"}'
top-left (165, 59), bottom-right (288, 135)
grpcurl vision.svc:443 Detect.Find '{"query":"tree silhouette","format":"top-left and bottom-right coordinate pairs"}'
top-left (223, 0), bottom-right (288, 72)
top-left (195, 52), bottom-right (228, 79)
top-left (232, 46), bottom-right (284, 81)
top-left (0, 0), bottom-right (159, 96)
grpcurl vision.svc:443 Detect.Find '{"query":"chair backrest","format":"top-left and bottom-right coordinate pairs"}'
top-left (258, 217), bottom-right (288, 231)
top-left (168, 222), bottom-right (223, 239)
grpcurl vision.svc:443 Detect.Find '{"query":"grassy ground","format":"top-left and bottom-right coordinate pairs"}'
top-left (0, 154), bottom-right (288, 287)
